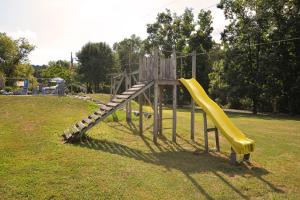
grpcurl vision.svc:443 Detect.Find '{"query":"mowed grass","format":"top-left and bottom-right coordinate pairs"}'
top-left (0, 95), bottom-right (300, 200)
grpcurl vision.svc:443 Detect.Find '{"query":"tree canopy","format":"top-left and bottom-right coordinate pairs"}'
top-left (215, 0), bottom-right (300, 114)
top-left (76, 42), bottom-right (114, 92)
top-left (113, 34), bottom-right (143, 72)
top-left (0, 33), bottom-right (35, 78)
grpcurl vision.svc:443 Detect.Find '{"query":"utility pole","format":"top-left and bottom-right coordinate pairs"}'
top-left (70, 52), bottom-right (74, 93)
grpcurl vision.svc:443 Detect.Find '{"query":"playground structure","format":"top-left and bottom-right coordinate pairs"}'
top-left (40, 77), bottom-right (65, 96)
top-left (0, 77), bottom-right (65, 96)
top-left (0, 78), bottom-right (30, 95)
top-left (63, 50), bottom-right (255, 163)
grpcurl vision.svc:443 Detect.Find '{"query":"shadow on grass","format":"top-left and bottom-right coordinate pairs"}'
top-left (74, 125), bottom-right (284, 200)
top-left (227, 112), bottom-right (300, 121)
top-left (168, 106), bottom-right (300, 121)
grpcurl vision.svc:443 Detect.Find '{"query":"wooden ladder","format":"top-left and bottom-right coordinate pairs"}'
top-left (62, 81), bottom-right (154, 143)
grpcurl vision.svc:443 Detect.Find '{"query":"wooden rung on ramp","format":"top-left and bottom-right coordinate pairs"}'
top-left (62, 81), bottom-right (154, 143)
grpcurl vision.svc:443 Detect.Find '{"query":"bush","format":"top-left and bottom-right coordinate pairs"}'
top-left (4, 86), bottom-right (14, 92)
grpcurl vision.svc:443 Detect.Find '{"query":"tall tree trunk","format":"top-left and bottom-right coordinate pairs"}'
top-left (254, 34), bottom-right (261, 114)
top-left (252, 97), bottom-right (258, 114)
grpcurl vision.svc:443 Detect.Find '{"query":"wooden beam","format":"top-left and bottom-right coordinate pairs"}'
top-left (207, 127), bottom-right (217, 132)
top-left (142, 92), bottom-right (154, 111)
top-left (153, 82), bottom-right (159, 143)
top-left (132, 84), bottom-right (145, 88)
top-left (215, 127), bottom-right (220, 152)
top-left (191, 51), bottom-right (196, 141)
top-left (139, 95), bottom-right (143, 135)
top-left (172, 84), bottom-right (177, 142)
top-left (113, 74), bottom-right (124, 97)
top-left (159, 86), bottom-right (163, 135)
top-left (203, 112), bottom-right (209, 152)
top-left (157, 80), bottom-right (180, 85)
top-left (125, 72), bottom-right (132, 122)
top-left (153, 50), bottom-right (159, 143)
top-left (122, 91), bottom-right (136, 95)
top-left (230, 148), bottom-right (237, 164)
top-left (115, 94), bottom-right (131, 99)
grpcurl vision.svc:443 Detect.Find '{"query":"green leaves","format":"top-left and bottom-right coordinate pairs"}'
top-left (113, 35), bottom-right (142, 71)
top-left (218, 0), bottom-right (300, 114)
top-left (76, 42), bottom-right (114, 92)
top-left (0, 33), bottom-right (35, 78)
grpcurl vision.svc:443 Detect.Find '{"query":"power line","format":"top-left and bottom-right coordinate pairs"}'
top-left (248, 37), bottom-right (300, 47)
top-left (159, 36), bottom-right (300, 57)
top-left (117, 36), bottom-right (300, 69)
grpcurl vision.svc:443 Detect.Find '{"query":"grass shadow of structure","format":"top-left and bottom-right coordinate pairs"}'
top-left (73, 133), bottom-right (284, 199)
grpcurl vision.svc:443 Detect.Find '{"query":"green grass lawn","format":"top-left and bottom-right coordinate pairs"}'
top-left (0, 95), bottom-right (300, 199)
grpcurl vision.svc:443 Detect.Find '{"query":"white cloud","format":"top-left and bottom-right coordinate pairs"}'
top-left (9, 29), bottom-right (37, 44)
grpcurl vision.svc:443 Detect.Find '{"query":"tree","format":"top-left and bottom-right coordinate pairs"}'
top-left (208, 43), bottom-right (228, 105)
top-left (48, 60), bottom-right (70, 68)
top-left (15, 37), bottom-right (35, 64)
top-left (267, 0), bottom-right (300, 114)
top-left (218, 0), bottom-right (274, 113)
top-left (13, 63), bottom-right (35, 78)
top-left (145, 9), bottom-right (214, 91)
top-left (190, 10), bottom-right (214, 92)
top-left (41, 60), bottom-right (72, 83)
top-left (145, 8), bottom-right (193, 56)
top-left (0, 33), bottom-right (18, 77)
top-left (0, 33), bottom-right (35, 78)
top-left (218, 0), bottom-right (300, 114)
top-left (76, 42), bottom-right (114, 93)
top-left (113, 34), bottom-right (143, 71)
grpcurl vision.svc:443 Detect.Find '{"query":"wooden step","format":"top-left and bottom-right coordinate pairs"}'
top-left (115, 95), bottom-right (130, 99)
top-left (76, 121), bottom-right (87, 130)
top-left (128, 87), bottom-right (141, 91)
top-left (132, 84), bottom-right (145, 88)
top-left (95, 110), bottom-right (105, 115)
top-left (63, 130), bottom-right (72, 139)
top-left (82, 118), bottom-right (93, 125)
top-left (71, 125), bottom-right (80, 133)
top-left (107, 102), bottom-right (119, 107)
top-left (122, 91), bottom-right (136, 95)
top-left (89, 113), bottom-right (101, 120)
top-left (94, 100), bottom-right (103, 104)
top-left (111, 98), bottom-right (124, 103)
top-left (100, 105), bottom-right (112, 111)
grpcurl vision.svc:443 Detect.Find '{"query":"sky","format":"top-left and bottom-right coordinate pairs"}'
top-left (0, 0), bottom-right (226, 65)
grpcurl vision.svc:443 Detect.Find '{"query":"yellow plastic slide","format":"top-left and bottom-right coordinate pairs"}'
top-left (179, 78), bottom-right (255, 154)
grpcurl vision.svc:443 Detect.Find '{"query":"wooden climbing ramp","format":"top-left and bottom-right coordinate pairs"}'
top-left (62, 81), bottom-right (154, 143)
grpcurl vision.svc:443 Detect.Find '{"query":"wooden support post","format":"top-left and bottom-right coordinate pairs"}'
top-left (153, 50), bottom-right (159, 144)
top-left (230, 147), bottom-right (237, 164)
top-left (139, 95), bottom-right (143, 135)
top-left (172, 84), bottom-right (177, 142)
top-left (110, 77), bottom-right (113, 99)
top-left (125, 72), bottom-right (132, 122)
top-left (159, 86), bottom-right (163, 135)
top-left (153, 83), bottom-right (159, 143)
top-left (191, 102), bottom-right (195, 140)
top-left (111, 76), bottom-right (118, 122)
top-left (203, 112), bottom-right (209, 152)
top-left (128, 74), bottom-right (132, 120)
top-left (191, 51), bottom-right (196, 141)
top-left (215, 127), bottom-right (220, 152)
